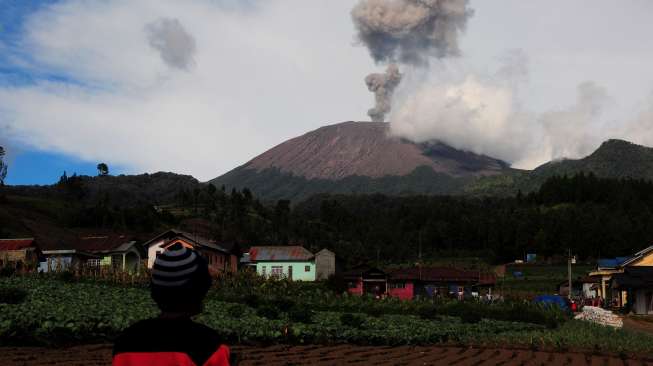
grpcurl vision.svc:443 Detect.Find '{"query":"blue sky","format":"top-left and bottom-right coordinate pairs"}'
top-left (2, 1), bottom-right (653, 185)
top-left (1, 0), bottom-right (124, 185)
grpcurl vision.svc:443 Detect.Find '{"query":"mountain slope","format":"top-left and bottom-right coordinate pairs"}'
top-left (465, 139), bottom-right (653, 196)
top-left (211, 121), bottom-right (511, 201)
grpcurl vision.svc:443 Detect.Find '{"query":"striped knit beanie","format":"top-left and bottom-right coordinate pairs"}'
top-left (150, 242), bottom-right (212, 312)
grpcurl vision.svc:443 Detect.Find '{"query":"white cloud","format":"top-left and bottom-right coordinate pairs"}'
top-left (0, 0), bottom-right (373, 181)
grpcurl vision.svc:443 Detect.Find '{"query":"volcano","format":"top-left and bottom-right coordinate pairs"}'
top-left (210, 121), bottom-right (511, 201)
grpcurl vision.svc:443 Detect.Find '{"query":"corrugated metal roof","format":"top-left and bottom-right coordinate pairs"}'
top-left (0, 238), bottom-right (36, 251)
top-left (76, 236), bottom-right (134, 252)
top-left (249, 246), bottom-right (314, 262)
top-left (388, 267), bottom-right (480, 282)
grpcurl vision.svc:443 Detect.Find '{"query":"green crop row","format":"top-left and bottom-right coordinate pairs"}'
top-left (1, 276), bottom-right (653, 356)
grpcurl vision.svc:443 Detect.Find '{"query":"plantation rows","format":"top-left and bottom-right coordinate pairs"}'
top-left (1, 276), bottom-right (653, 356)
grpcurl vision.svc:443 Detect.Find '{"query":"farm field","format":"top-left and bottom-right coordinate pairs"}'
top-left (2, 275), bottom-right (653, 359)
top-left (2, 344), bottom-right (653, 366)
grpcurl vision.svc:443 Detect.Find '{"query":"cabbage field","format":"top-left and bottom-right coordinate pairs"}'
top-left (1, 276), bottom-right (653, 356)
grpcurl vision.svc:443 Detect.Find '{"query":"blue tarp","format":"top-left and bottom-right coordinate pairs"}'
top-left (533, 295), bottom-right (569, 311)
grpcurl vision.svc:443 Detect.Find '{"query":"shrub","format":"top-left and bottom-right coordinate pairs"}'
top-left (243, 294), bottom-right (260, 308)
top-left (0, 286), bottom-right (28, 304)
top-left (340, 313), bottom-right (365, 329)
top-left (256, 305), bottom-right (280, 320)
top-left (288, 306), bottom-right (314, 323)
top-left (226, 304), bottom-right (247, 318)
top-left (324, 274), bottom-right (348, 294)
top-left (0, 266), bottom-right (15, 277)
top-left (270, 297), bottom-right (295, 313)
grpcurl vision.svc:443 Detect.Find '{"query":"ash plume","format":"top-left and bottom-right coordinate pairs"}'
top-left (366, 64), bottom-right (402, 122)
top-left (145, 18), bottom-right (196, 70)
top-left (352, 0), bottom-right (474, 66)
top-left (352, 0), bottom-right (473, 122)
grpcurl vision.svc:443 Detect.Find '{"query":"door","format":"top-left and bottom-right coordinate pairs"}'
top-left (288, 265), bottom-right (293, 280)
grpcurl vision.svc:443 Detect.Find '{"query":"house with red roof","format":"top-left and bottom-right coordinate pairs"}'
top-left (142, 229), bottom-right (239, 274)
top-left (246, 246), bottom-right (319, 281)
top-left (343, 266), bottom-right (496, 300)
top-left (0, 238), bottom-right (41, 271)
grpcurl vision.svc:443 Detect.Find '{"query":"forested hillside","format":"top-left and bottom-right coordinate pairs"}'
top-left (6, 171), bottom-right (653, 265)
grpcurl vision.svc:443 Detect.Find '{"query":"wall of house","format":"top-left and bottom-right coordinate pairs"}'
top-left (347, 278), bottom-right (363, 295)
top-left (256, 261), bottom-right (315, 281)
top-left (631, 252), bottom-right (653, 266)
top-left (147, 239), bottom-right (166, 269)
top-left (315, 250), bottom-right (335, 280)
top-left (39, 256), bottom-right (73, 273)
top-left (388, 281), bottom-right (414, 300)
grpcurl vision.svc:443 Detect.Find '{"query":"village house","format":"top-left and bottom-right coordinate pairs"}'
top-left (588, 245), bottom-right (653, 313)
top-left (0, 238), bottom-right (41, 271)
top-left (611, 266), bottom-right (653, 315)
top-left (343, 266), bottom-right (388, 297)
top-left (37, 235), bottom-right (142, 273)
top-left (247, 246), bottom-right (317, 281)
top-left (557, 276), bottom-right (600, 299)
top-left (75, 236), bottom-right (144, 272)
top-left (142, 229), bottom-right (238, 274)
top-left (344, 266), bottom-right (496, 300)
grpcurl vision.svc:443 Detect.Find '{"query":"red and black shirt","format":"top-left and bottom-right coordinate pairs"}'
top-left (113, 318), bottom-right (232, 366)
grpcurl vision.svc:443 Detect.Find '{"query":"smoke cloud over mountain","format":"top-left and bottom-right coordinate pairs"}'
top-left (352, 0), bottom-right (473, 122)
top-left (145, 18), bottom-right (196, 70)
top-left (389, 51), bottom-right (622, 169)
top-left (365, 64), bottom-right (402, 122)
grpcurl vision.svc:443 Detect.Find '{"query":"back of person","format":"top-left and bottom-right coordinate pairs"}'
top-left (112, 242), bottom-right (233, 366)
top-left (113, 318), bottom-right (230, 366)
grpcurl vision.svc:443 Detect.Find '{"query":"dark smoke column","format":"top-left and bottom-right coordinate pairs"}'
top-left (352, 0), bottom-right (473, 121)
top-left (366, 64), bottom-right (402, 122)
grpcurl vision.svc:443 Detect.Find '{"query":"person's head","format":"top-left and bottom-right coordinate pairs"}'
top-left (150, 242), bottom-right (212, 317)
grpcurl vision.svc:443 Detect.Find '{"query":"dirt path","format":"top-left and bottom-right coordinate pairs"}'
top-left (1, 344), bottom-right (652, 366)
top-left (623, 317), bottom-right (653, 336)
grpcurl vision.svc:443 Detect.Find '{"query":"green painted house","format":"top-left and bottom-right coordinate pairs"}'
top-left (248, 246), bottom-right (316, 281)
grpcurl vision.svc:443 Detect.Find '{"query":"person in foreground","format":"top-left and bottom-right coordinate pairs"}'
top-left (113, 242), bottom-right (233, 366)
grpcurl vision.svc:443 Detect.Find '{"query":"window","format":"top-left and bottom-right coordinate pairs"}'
top-left (87, 259), bottom-right (101, 267)
top-left (261, 266), bottom-right (267, 277)
top-left (389, 282), bottom-right (406, 289)
top-left (305, 265), bottom-right (311, 272)
top-left (271, 266), bottom-right (283, 276)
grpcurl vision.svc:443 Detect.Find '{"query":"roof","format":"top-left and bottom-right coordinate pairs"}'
top-left (597, 256), bottom-right (631, 269)
top-left (248, 246), bottom-right (314, 262)
top-left (621, 245), bottom-right (653, 266)
top-left (388, 267), bottom-right (482, 283)
top-left (143, 229), bottom-right (236, 254)
top-left (76, 236), bottom-right (136, 253)
top-left (341, 265), bottom-right (387, 279)
top-left (0, 238), bottom-right (36, 251)
top-left (612, 266), bottom-right (653, 288)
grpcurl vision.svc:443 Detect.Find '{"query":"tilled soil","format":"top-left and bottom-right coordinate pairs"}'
top-left (1, 344), bottom-right (652, 366)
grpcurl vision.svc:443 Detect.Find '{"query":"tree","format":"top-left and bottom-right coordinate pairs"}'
top-left (97, 163), bottom-right (109, 176)
top-left (0, 146), bottom-right (7, 186)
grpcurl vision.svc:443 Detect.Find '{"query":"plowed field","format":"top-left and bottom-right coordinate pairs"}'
top-left (2, 344), bottom-right (653, 366)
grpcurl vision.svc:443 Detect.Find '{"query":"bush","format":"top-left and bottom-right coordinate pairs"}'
top-left (0, 266), bottom-right (15, 277)
top-left (288, 306), bottom-right (314, 323)
top-left (270, 297), bottom-right (295, 313)
top-left (243, 294), bottom-right (261, 308)
top-left (0, 286), bottom-right (28, 304)
top-left (226, 304), bottom-right (247, 318)
top-left (324, 274), bottom-right (348, 294)
top-left (340, 313), bottom-right (365, 329)
top-left (256, 305), bottom-right (280, 320)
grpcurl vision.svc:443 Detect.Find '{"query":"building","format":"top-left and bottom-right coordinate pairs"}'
top-left (315, 248), bottom-right (336, 280)
top-left (611, 267), bottom-right (653, 315)
top-left (248, 246), bottom-right (316, 281)
top-left (142, 229), bottom-right (238, 274)
top-left (343, 266), bottom-right (496, 300)
top-left (39, 248), bottom-right (100, 273)
top-left (589, 245), bottom-right (653, 305)
top-left (387, 267), bottom-right (495, 300)
top-left (343, 266), bottom-right (388, 297)
top-left (557, 276), bottom-right (600, 299)
top-left (76, 236), bottom-right (144, 272)
top-left (0, 238), bottom-right (41, 271)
